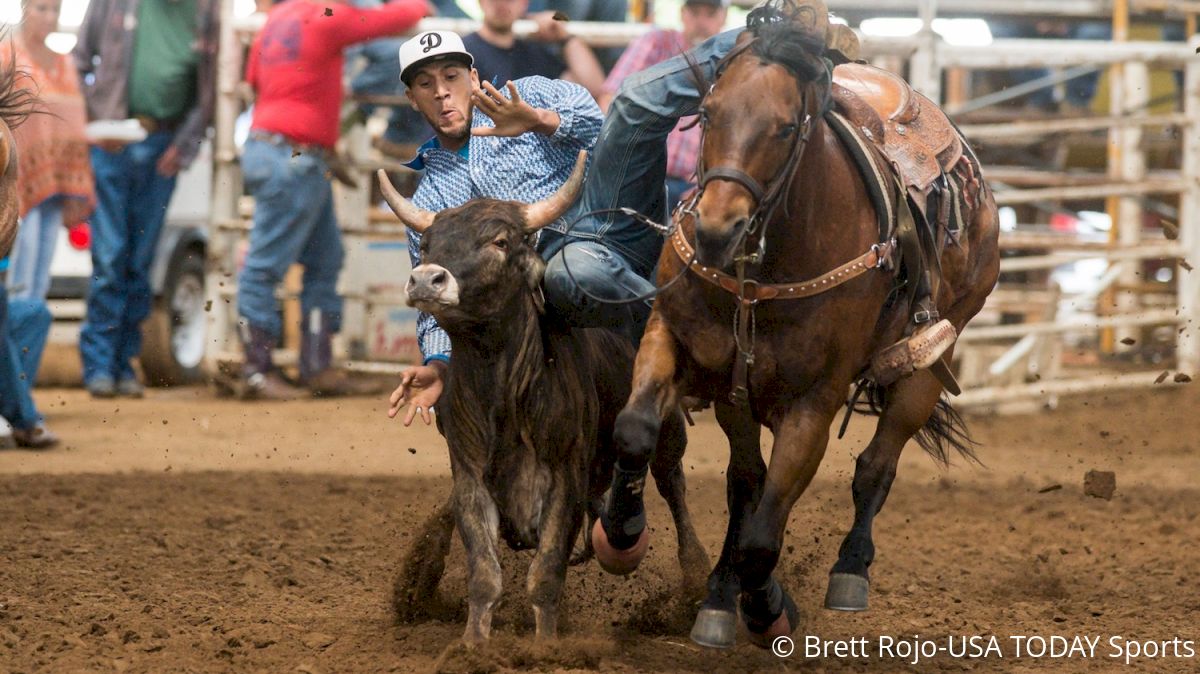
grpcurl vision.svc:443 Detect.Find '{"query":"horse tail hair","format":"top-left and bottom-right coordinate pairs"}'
top-left (857, 379), bottom-right (980, 467)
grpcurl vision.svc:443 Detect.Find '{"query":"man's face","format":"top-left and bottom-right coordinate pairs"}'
top-left (408, 62), bottom-right (478, 146)
top-left (680, 3), bottom-right (727, 45)
top-left (479, 0), bottom-right (528, 34)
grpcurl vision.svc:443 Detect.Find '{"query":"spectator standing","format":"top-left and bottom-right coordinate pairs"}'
top-left (528, 0), bottom-right (628, 70)
top-left (599, 0), bottom-right (727, 206)
top-left (5, 0), bottom-right (96, 303)
top-left (464, 0), bottom-right (606, 100)
top-left (0, 257), bottom-right (58, 449)
top-left (72, 0), bottom-right (218, 398)
top-left (237, 0), bottom-right (429, 400)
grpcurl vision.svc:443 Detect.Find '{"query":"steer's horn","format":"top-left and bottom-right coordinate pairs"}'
top-left (377, 169), bottom-right (435, 233)
top-left (523, 151), bottom-right (587, 232)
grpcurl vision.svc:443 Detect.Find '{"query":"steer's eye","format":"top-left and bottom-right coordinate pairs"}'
top-left (492, 238), bottom-right (508, 252)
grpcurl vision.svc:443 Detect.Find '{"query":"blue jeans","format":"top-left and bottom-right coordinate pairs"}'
top-left (0, 283), bottom-right (51, 431)
top-left (7, 197), bottom-right (62, 301)
top-left (80, 132), bottom-right (177, 384)
top-left (237, 138), bottom-right (345, 338)
top-left (548, 28), bottom-right (739, 332)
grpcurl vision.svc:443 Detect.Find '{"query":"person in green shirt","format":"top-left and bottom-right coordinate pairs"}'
top-left (73, 0), bottom-right (217, 398)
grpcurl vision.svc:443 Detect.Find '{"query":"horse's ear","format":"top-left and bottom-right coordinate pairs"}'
top-left (735, 30), bottom-right (755, 46)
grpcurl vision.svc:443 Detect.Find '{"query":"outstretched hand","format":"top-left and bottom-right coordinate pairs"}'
top-left (387, 363), bottom-right (446, 426)
top-left (471, 81), bottom-right (555, 137)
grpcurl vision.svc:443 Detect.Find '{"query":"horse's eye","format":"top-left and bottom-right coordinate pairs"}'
top-left (699, 110), bottom-right (710, 126)
top-left (779, 124), bottom-right (798, 138)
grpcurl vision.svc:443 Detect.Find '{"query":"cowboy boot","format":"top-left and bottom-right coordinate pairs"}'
top-left (299, 310), bottom-right (387, 397)
top-left (240, 323), bottom-right (305, 401)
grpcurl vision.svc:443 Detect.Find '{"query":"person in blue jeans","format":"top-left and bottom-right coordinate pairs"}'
top-left (73, 0), bottom-right (219, 398)
top-left (387, 28), bottom-right (740, 424)
top-left (0, 259), bottom-right (58, 449)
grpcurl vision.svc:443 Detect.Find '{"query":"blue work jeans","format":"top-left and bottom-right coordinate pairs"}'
top-left (237, 138), bottom-right (345, 339)
top-left (543, 29), bottom-right (740, 336)
top-left (0, 283), bottom-right (51, 431)
top-left (7, 196), bottom-right (63, 301)
top-left (80, 132), bottom-right (177, 384)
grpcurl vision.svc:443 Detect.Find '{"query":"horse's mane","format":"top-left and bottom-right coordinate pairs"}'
top-left (0, 33), bottom-right (37, 130)
top-left (745, 0), bottom-right (830, 85)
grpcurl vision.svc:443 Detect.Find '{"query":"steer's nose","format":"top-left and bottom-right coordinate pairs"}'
top-left (406, 264), bottom-right (460, 307)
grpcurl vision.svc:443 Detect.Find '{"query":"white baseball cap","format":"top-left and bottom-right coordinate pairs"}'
top-left (399, 31), bottom-right (475, 86)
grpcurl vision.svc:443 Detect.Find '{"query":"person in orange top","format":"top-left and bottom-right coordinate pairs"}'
top-left (4, 0), bottom-right (96, 302)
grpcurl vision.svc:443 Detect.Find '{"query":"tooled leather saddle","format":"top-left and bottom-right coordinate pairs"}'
top-left (830, 62), bottom-right (963, 196)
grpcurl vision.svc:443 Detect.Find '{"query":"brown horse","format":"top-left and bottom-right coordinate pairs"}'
top-left (0, 42), bottom-right (37, 259)
top-left (592, 0), bottom-right (1000, 649)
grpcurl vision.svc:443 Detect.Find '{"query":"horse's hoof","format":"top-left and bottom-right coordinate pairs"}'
top-left (591, 518), bottom-right (649, 575)
top-left (824, 573), bottom-right (870, 612)
top-left (690, 608), bottom-right (738, 649)
top-left (743, 588), bottom-right (798, 650)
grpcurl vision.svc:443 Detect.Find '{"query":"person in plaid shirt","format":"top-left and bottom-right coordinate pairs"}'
top-left (599, 0), bottom-right (728, 207)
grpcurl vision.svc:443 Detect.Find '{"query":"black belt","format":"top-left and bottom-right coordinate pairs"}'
top-left (134, 115), bottom-right (182, 135)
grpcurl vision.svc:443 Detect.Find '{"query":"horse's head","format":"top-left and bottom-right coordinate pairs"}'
top-left (378, 151), bottom-right (587, 328)
top-left (692, 0), bottom-right (833, 269)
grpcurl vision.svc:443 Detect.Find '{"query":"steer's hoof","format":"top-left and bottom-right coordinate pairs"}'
top-left (743, 590), bottom-right (798, 650)
top-left (824, 573), bottom-right (870, 612)
top-left (690, 608), bottom-right (738, 649)
top-left (591, 518), bottom-right (648, 575)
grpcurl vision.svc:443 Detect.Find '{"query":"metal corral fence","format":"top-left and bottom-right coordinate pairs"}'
top-left (205, 0), bottom-right (1200, 411)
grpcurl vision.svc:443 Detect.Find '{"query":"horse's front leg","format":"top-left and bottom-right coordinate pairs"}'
top-left (452, 475), bottom-right (503, 646)
top-left (736, 396), bottom-right (842, 647)
top-left (689, 400), bottom-right (765, 649)
top-left (593, 314), bottom-right (681, 574)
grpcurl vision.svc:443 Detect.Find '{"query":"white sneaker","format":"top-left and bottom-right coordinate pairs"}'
top-left (0, 416), bottom-right (15, 449)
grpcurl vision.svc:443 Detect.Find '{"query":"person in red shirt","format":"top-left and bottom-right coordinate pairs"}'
top-left (238, 0), bottom-right (429, 400)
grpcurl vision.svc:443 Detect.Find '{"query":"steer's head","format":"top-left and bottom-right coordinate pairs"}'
top-left (378, 151), bottom-right (587, 328)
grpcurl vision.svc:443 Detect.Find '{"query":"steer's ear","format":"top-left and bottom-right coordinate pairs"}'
top-left (377, 169), bottom-right (436, 233)
top-left (523, 254), bottom-right (547, 314)
top-left (523, 151), bottom-right (587, 232)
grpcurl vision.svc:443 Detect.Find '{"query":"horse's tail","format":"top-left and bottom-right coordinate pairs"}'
top-left (858, 380), bottom-right (979, 466)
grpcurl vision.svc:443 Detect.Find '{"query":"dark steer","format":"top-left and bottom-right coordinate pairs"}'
top-left (377, 152), bottom-right (708, 645)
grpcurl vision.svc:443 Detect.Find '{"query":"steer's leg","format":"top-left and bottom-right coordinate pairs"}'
top-left (595, 314), bottom-right (679, 574)
top-left (650, 408), bottom-right (710, 599)
top-left (827, 368), bottom-right (948, 611)
top-left (527, 475), bottom-right (582, 639)
top-left (736, 396), bottom-right (842, 648)
top-left (453, 477), bottom-right (503, 646)
top-left (689, 400), bottom-right (765, 649)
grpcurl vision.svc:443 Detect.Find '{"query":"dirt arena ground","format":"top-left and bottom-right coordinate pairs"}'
top-left (0, 382), bottom-right (1197, 673)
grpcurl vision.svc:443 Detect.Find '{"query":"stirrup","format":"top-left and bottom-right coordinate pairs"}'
top-left (868, 319), bottom-right (957, 388)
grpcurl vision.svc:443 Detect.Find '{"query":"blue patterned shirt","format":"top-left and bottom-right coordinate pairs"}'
top-left (404, 76), bottom-right (602, 364)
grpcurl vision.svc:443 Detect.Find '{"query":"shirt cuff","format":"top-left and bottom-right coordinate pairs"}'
top-left (423, 354), bottom-right (450, 366)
